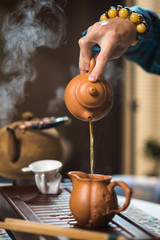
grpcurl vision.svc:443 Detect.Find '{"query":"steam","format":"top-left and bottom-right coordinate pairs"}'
top-left (103, 60), bottom-right (124, 88)
top-left (68, 61), bottom-right (123, 89)
top-left (47, 64), bottom-right (79, 114)
top-left (69, 64), bottom-right (79, 78)
top-left (47, 86), bottom-right (65, 114)
top-left (0, 0), bottom-right (67, 126)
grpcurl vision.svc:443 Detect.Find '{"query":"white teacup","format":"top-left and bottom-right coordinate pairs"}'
top-left (22, 160), bottom-right (62, 194)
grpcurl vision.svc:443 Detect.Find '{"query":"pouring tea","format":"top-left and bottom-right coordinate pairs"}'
top-left (65, 58), bottom-right (132, 227)
top-left (65, 58), bottom-right (114, 174)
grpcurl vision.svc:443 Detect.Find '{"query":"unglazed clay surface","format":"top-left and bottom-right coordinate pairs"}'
top-left (68, 171), bottom-right (132, 227)
top-left (0, 112), bottom-right (64, 179)
top-left (65, 58), bottom-right (114, 121)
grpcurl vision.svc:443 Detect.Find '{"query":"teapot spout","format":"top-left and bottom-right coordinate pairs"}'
top-left (6, 127), bottom-right (20, 163)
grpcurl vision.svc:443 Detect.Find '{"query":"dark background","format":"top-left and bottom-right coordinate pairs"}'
top-left (0, 0), bottom-right (124, 178)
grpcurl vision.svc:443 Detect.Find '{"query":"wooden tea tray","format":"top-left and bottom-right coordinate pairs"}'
top-left (0, 183), bottom-right (159, 240)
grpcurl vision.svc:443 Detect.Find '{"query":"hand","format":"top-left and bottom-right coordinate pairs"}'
top-left (78, 17), bottom-right (137, 81)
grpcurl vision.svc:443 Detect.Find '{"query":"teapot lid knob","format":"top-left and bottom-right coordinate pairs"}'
top-left (76, 79), bottom-right (107, 108)
top-left (87, 86), bottom-right (97, 96)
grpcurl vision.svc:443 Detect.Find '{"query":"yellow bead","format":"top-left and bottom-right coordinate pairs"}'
top-left (100, 13), bottom-right (108, 21)
top-left (131, 39), bottom-right (140, 46)
top-left (130, 13), bottom-right (139, 23)
top-left (108, 9), bottom-right (117, 18)
top-left (136, 23), bottom-right (146, 33)
top-left (118, 8), bottom-right (128, 18)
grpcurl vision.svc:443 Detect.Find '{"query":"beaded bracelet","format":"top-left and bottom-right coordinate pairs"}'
top-left (100, 5), bottom-right (147, 46)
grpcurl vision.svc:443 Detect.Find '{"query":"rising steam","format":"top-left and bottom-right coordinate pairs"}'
top-left (0, 0), bottom-right (67, 126)
top-left (47, 86), bottom-right (65, 114)
top-left (47, 64), bottom-right (79, 115)
top-left (103, 60), bottom-right (124, 88)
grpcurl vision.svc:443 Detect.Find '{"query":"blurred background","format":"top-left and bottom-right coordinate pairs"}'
top-left (0, 0), bottom-right (160, 182)
top-left (124, 0), bottom-right (160, 177)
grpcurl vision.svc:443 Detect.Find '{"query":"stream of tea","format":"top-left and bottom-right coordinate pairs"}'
top-left (89, 118), bottom-right (94, 174)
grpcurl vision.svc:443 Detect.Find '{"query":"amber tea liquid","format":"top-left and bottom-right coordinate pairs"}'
top-left (89, 118), bottom-right (94, 174)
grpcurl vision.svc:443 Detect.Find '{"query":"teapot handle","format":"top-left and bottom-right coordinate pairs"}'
top-left (108, 180), bottom-right (132, 214)
top-left (88, 58), bottom-right (96, 74)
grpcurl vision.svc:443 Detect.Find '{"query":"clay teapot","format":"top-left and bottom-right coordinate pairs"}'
top-left (0, 112), bottom-right (70, 179)
top-left (65, 58), bottom-right (114, 121)
top-left (68, 171), bottom-right (132, 227)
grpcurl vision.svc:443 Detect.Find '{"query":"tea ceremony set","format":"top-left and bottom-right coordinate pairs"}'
top-left (0, 57), bottom-right (159, 240)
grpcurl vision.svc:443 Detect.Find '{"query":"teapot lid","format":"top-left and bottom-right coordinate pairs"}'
top-left (76, 78), bottom-right (107, 108)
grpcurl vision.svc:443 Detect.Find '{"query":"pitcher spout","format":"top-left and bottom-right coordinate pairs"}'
top-left (67, 171), bottom-right (88, 187)
top-left (67, 171), bottom-right (88, 179)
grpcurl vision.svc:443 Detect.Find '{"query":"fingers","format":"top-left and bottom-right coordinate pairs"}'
top-left (88, 35), bottom-right (117, 82)
top-left (78, 36), bottom-right (93, 73)
top-left (79, 39), bottom-right (113, 82)
top-left (79, 52), bottom-right (89, 74)
top-left (88, 53), bottom-right (108, 82)
top-left (79, 27), bottom-right (118, 81)
top-left (78, 17), bottom-right (136, 81)
top-left (78, 21), bottom-right (126, 81)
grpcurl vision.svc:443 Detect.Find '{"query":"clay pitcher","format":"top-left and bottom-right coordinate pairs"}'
top-left (68, 171), bottom-right (132, 227)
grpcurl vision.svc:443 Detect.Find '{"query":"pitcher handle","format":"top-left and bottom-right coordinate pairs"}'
top-left (108, 180), bottom-right (132, 214)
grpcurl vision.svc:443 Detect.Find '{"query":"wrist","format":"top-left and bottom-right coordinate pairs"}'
top-left (100, 5), bottom-right (147, 46)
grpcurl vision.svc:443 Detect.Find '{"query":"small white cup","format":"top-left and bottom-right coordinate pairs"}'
top-left (22, 160), bottom-right (62, 194)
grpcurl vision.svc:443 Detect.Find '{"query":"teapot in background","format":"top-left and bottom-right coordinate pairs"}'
top-left (0, 112), bottom-right (70, 179)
